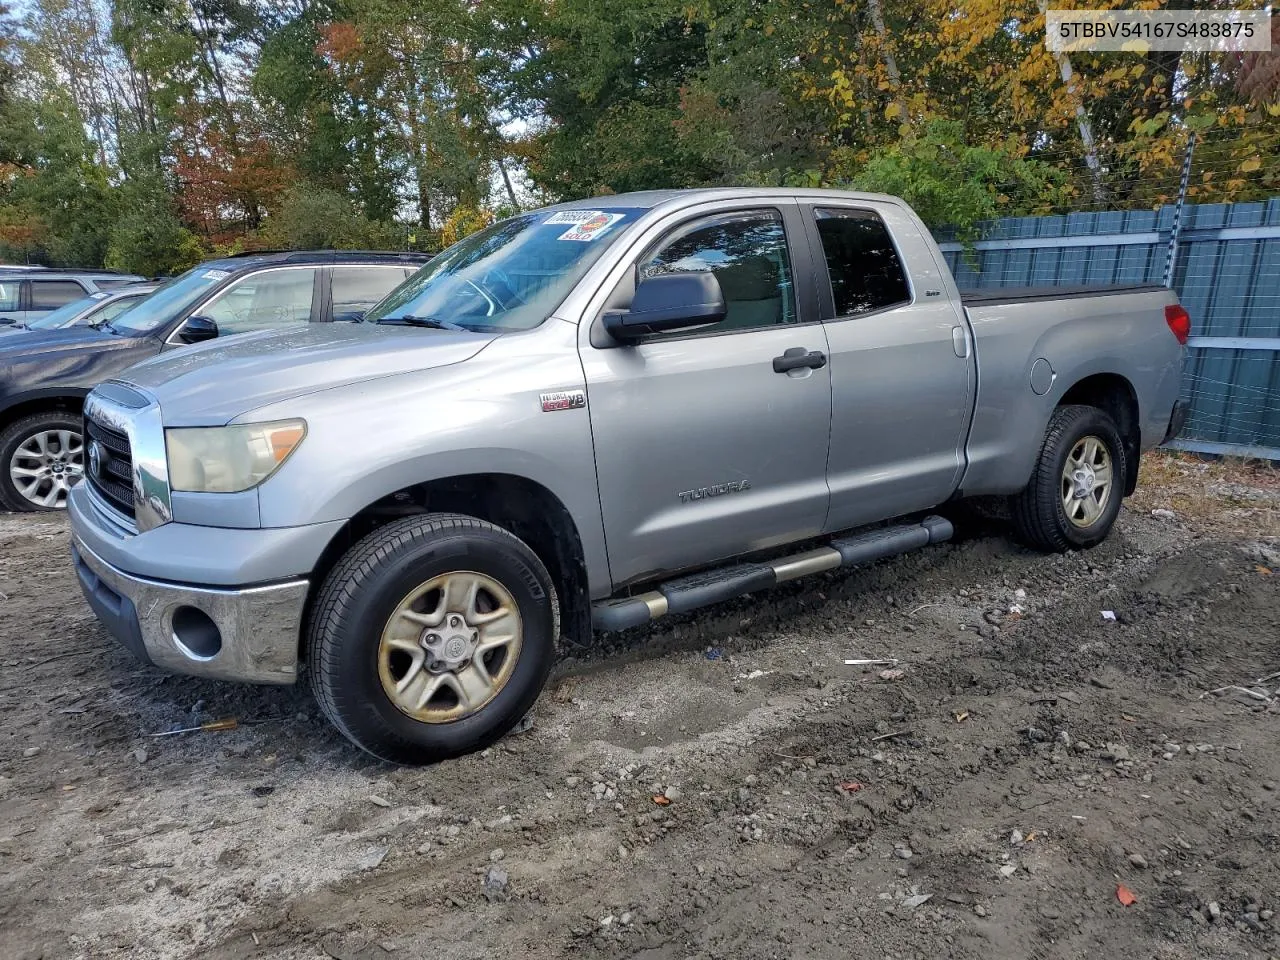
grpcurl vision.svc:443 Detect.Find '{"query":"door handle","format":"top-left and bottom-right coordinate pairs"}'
top-left (773, 348), bottom-right (827, 373)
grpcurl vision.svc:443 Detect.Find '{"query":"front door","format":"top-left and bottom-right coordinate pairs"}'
top-left (804, 203), bottom-right (976, 532)
top-left (581, 206), bottom-right (833, 588)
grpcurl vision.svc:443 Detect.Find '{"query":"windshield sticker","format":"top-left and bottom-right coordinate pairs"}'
top-left (552, 211), bottom-right (625, 242)
top-left (201, 269), bottom-right (231, 280)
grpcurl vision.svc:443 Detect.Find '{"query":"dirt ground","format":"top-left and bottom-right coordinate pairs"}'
top-left (2, 452), bottom-right (1279, 960)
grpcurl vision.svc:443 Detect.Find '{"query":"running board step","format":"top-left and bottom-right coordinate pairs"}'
top-left (591, 515), bottom-right (953, 632)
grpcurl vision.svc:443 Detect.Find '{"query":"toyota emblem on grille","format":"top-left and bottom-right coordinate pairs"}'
top-left (88, 440), bottom-right (106, 480)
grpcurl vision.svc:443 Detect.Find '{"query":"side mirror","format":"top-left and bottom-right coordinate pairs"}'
top-left (333, 309), bottom-right (366, 323)
top-left (177, 315), bottom-right (219, 344)
top-left (602, 272), bottom-right (726, 341)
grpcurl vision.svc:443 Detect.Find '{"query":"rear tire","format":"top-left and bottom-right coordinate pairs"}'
top-left (0, 411), bottom-right (84, 512)
top-left (1010, 404), bottom-right (1127, 552)
top-left (307, 513), bottom-right (558, 765)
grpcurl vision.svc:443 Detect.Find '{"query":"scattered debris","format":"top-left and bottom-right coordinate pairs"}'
top-left (1151, 508), bottom-right (1176, 520)
top-left (1116, 884), bottom-right (1137, 906)
top-left (1101, 610), bottom-right (1117, 622)
top-left (838, 781), bottom-right (864, 793)
top-left (509, 714), bottom-right (535, 735)
top-left (22, 747), bottom-right (40, 758)
top-left (652, 795), bottom-right (670, 806)
top-left (877, 668), bottom-right (906, 681)
top-left (902, 893), bottom-right (933, 910)
top-left (148, 717), bottom-right (239, 737)
top-left (844, 658), bottom-right (900, 667)
top-left (663, 785), bottom-right (682, 802)
top-left (871, 729), bottom-right (912, 742)
top-left (1200, 685), bottom-right (1272, 704)
top-left (482, 865), bottom-right (509, 901)
top-left (704, 648), bottom-right (723, 661)
top-left (132, 747), bottom-right (149, 764)
top-left (358, 845), bottom-right (389, 871)
top-left (734, 669), bottom-right (769, 680)
top-left (369, 795), bottom-right (392, 808)
top-left (999, 864), bottom-right (1018, 878)
top-left (953, 711), bottom-right (969, 722)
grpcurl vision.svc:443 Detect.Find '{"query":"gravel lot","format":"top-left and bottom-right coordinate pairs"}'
top-left (2, 453), bottom-right (1279, 960)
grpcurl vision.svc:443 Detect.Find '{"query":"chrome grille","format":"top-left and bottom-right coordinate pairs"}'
top-left (84, 416), bottom-right (135, 517)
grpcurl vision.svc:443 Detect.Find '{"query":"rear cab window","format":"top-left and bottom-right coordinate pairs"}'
top-left (812, 208), bottom-right (911, 318)
top-left (0, 281), bottom-right (18, 311)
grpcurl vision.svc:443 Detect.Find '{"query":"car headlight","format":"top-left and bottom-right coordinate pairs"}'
top-left (166, 419), bottom-right (307, 493)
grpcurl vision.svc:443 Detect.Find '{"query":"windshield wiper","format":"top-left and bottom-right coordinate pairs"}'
top-left (375, 315), bottom-right (471, 332)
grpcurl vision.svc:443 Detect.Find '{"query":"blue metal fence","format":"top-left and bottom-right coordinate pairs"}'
top-left (933, 200), bottom-right (1280, 460)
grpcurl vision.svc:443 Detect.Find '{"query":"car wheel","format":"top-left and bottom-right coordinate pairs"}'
top-left (1010, 404), bottom-right (1127, 552)
top-left (307, 513), bottom-right (559, 765)
top-left (0, 411), bottom-right (85, 512)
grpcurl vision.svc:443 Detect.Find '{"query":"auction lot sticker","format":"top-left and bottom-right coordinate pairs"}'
top-left (545, 209), bottom-right (626, 241)
top-left (1046, 9), bottom-right (1270, 53)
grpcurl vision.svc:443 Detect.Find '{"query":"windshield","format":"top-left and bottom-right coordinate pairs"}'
top-left (26, 294), bottom-right (103, 330)
top-left (111, 266), bottom-right (227, 335)
top-left (364, 207), bottom-right (644, 331)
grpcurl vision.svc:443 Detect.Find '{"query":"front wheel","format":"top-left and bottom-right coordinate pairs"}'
top-left (306, 513), bottom-right (558, 765)
top-left (0, 411), bottom-right (84, 512)
top-left (1009, 404), bottom-right (1127, 552)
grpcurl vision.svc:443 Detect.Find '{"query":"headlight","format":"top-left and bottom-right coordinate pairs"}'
top-left (166, 419), bottom-right (307, 493)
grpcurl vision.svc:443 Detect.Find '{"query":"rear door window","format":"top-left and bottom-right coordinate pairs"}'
top-left (812, 208), bottom-right (911, 317)
top-left (0, 281), bottom-right (18, 311)
top-left (331, 266), bottom-right (409, 318)
top-left (30, 279), bottom-right (88, 310)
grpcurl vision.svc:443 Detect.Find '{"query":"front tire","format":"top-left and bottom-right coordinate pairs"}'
top-left (0, 411), bottom-right (84, 512)
top-left (1010, 404), bottom-right (1127, 552)
top-left (306, 513), bottom-right (558, 765)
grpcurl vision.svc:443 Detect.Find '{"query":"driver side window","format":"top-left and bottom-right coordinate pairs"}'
top-left (199, 268), bottom-right (317, 336)
top-left (637, 209), bottom-right (797, 338)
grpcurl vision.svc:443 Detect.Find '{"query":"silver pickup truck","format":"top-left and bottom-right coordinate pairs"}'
top-left (67, 188), bottom-right (1190, 764)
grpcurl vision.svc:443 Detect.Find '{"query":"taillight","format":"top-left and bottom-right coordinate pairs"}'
top-left (1165, 304), bottom-right (1190, 345)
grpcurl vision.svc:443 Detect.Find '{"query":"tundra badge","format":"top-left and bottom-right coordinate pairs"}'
top-left (678, 479), bottom-right (751, 504)
top-left (540, 389), bottom-right (587, 412)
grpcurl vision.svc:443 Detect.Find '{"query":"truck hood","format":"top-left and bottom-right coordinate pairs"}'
top-left (115, 322), bottom-right (500, 425)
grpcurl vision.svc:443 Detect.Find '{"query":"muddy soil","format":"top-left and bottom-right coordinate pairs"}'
top-left (1, 454), bottom-right (1279, 960)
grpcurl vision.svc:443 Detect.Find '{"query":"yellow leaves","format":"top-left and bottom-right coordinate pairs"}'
top-left (885, 102), bottom-right (902, 119)
top-left (764, 23), bottom-right (775, 37)
top-left (1240, 157), bottom-right (1262, 174)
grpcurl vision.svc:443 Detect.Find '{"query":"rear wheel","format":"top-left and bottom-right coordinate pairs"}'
top-left (0, 411), bottom-right (84, 512)
top-left (1010, 404), bottom-right (1126, 552)
top-left (307, 513), bottom-right (558, 765)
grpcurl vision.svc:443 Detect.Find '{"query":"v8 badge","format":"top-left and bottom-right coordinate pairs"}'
top-left (539, 389), bottom-right (587, 413)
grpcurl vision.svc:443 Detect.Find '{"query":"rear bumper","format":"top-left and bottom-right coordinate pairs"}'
top-left (1163, 399), bottom-right (1190, 444)
top-left (72, 535), bottom-right (307, 685)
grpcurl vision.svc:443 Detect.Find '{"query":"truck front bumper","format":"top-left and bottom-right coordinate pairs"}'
top-left (71, 535), bottom-right (308, 685)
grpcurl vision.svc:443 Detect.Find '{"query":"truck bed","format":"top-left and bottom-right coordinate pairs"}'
top-left (960, 283), bottom-right (1167, 306)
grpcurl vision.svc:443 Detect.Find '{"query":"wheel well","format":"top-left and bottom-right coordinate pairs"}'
top-left (0, 396), bottom-right (85, 431)
top-left (303, 474), bottom-right (592, 654)
top-left (1058, 373), bottom-right (1141, 495)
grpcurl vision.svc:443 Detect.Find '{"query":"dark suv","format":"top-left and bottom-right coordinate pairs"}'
top-left (0, 250), bottom-right (429, 511)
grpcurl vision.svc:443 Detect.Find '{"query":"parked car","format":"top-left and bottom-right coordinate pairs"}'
top-left (0, 270), bottom-right (148, 325)
top-left (0, 283), bottom-right (159, 337)
top-left (67, 189), bottom-right (1189, 764)
top-left (0, 250), bottom-right (427, 511)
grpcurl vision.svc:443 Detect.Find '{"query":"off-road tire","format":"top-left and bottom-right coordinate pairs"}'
top-left (306, 513), bottom-right (558, 765)
top-left (0, 411), bottom-right (83, 513)
top-left (1010, 404), bottom-right (1127, 553)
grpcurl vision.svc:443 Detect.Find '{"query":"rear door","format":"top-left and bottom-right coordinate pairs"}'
top-left (326, 265), bottom-right (413, 321)
top-left (581, 203), bottom-right (833, 587)
top-left (28, 279), bottom-right (88, 323)
top-left (803, 202), bottom-right (975, 531)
